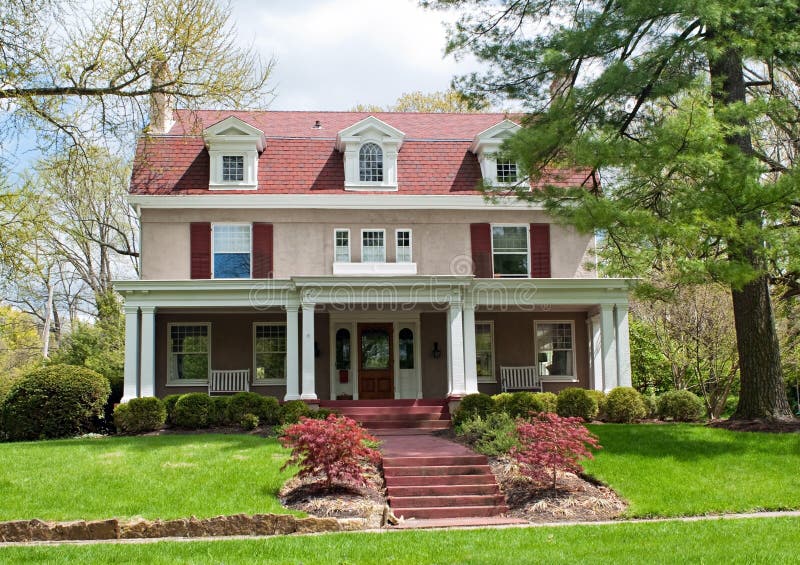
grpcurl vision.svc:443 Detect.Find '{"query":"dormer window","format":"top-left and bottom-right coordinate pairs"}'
top-left (222, 155), bottom-right (245, 182)
top-left (470, 120), bottom-right (528, 188)
top-left (336, 116), bottom-right (405, 191)
top-left (496, 159), bottom-right (518, 183)
top-left (203, 116), bottom-right (266, 191)
top-left (359, 143), bottom-right (384, 182)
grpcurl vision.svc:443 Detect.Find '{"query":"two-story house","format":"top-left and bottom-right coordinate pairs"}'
top-left (115, 109), bottom-right (633, 407)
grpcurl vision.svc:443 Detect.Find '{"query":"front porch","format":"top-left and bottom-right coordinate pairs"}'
top-left (115, 277), bottom-right (634, 403)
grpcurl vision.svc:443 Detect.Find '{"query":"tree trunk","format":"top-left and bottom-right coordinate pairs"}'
top-left (709, 44), bottom-right (794, 420)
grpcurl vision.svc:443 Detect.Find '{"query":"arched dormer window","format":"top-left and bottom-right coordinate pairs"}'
top-left (359, 143), bottom-right (384, 182)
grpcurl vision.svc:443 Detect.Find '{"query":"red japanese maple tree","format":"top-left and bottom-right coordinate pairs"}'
top-left (279, 414), bottom-right (382, 490)
top-left (512, 412), bottom-right (601, 492)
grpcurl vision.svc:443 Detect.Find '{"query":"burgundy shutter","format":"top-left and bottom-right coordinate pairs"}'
top-left (190, 222), bottom-right (211, 279)
top-left (252, 223), bottom-right (274, 279)
top-left (530, 223), bottom-right (551, 278)
top-left (470, 223), bottom-right (493, 278)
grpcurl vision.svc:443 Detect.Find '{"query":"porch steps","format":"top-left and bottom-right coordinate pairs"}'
top-left (383, 453), bottom-right (509, 520)
top-left (319, 400), bottom-right (451, 433)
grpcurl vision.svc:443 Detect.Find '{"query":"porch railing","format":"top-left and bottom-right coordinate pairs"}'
top-left (500, 366), bottom-right (540, 392)
top-left (209, 369), bottom-right (250, 395)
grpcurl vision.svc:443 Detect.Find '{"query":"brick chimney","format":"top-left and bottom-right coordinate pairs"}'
top-left (149, 60), bottom-right (174, 134)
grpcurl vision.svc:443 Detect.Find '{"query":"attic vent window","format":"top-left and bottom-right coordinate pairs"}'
top-left (359, 143), bottom-right (383, 182)
top-left (222, 155), bottom-right (245, 182)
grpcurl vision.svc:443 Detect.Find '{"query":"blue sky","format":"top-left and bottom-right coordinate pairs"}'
top-left (230, 0), bottom-right (482, 110)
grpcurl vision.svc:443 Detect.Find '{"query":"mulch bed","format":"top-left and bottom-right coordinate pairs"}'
top-left (707, 419), bottom-right (800, 433)
top-left (490, 456), bottom-right (627, 523)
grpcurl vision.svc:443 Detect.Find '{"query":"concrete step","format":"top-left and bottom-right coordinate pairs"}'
top-left (388, 494), bottom-right (506, 509)
top-left (383, 455), bottom-right (487, 467)
top-left (391, 505), bottom-right (509, 520)
top-left (385, 474), bottom-right (497, 487)
top-left (364, 420), bottom-right (451, 430)
top-left (383, 464), bottom-right (493, 477)
top-left (387, 484), bottom-right (500, 497)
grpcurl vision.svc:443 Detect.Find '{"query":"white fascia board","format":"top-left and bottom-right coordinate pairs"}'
top-left (126, 194), bottom-right (544, 210)
top-left (335, 116), bottom-right (406, 151)
top-left (469, 119), bottom-right (521, 154)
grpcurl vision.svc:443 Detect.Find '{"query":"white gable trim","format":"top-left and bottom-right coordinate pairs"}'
top-left (203, 116), bottom-right (266, 152)
top-left (203, 116), bottom-right (266, 191)
top-left (335, 116), bottom-right (405, 151)
top-left (336, 116), bottom-right (406, 191)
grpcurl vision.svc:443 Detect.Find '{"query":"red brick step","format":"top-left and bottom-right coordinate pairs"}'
top-left (389, 494), bottom-right (506, 508)
top-left (391, 505), bottom-right (510, 520)
top-left (383, 464), bottom-right (492, 477)
top-left (384, 474), bottom-right (496, 487)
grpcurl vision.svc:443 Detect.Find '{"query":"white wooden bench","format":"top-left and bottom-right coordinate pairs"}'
top-left (209, 369), bottom-right (250, 395)
top-left (500, 366), bottom-right (541, 392)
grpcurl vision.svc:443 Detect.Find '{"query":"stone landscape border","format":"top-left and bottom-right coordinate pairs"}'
top-left (0, 513), bottom-right (374, 543)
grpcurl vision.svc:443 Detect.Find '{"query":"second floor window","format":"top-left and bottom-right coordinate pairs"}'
top-left (213, 224), bottom-right (251, 278)
top-left (492, 225), bottom-right (529, 277)
top-left (359, 143), bottom-right (383, 182)
top-left (496, 159), bottom-right (517, 183)
top-left (362, 230), bottom-right (385, 263)
top-left (222, 155), bottom-right (245, 182)
top-left (334, 229), bottom-right (350, 263)
top-left (396, 230), bottom-right (412, 263)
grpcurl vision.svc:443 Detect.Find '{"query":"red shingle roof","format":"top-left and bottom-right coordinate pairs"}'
top-left (130, 110), bottom-right (591, 195)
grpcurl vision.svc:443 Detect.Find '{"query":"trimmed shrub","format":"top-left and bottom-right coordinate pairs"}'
top-left (642, 393), bottom-right (658, 418)
top-left (173, 393), bottom-right (213, 429)
top-left (163, 394), bottom-right (182, 425)
top-left (209, 396), bottom-right (231, 427)
top-left (556, 387), bottom-right (598, 421)
top-left (114, 397), bottom-right (166, 433)
top-left (307, 407), bottom-right (338, 420)
top-left (533, 392), bottom-right (558, 414)
top-left (280, 414), bottom-right (381, 489)
top-left (452, 393), bottom-right (495, 427)
top-left (0, 364), bottom-right (110, 441)
top-left (604, 387), bottom-right (647, 423)
top-left (491, 393), bottom-right (514, 414)
top-left (240, 413), bottom-right (259, 430)
top-left (585, 390), bottom-right (607, 420)
top-left (513, 412), bottom-right (601, 492)
top-left (456, 412), bottom-right (519, 456)
top-left (658, 390), bottom-right (705, 422)
top-left (227, 392), bottom-right (280, 426)
top-left (279, 400), bottom-right (311, 425)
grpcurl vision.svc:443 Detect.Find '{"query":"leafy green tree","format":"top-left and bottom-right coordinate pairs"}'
top-left (352, 89), bottom-right (489, 112)
top-left (427, 0), bottom-right (800, 420)
top-left (629, 319), bottom-right (672, 395)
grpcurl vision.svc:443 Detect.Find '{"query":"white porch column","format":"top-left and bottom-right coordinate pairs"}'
top-left (284, 304), bottom-right (301, 401)
top-left (462, 298), bottom-right (479, 395)
top-left (600, 304), bottom-right (618, 392)
top-left (300, 302), bottom-right (318, 400)
top-left (590, 314), bottom-right (604, 391)
top-left (615, 304), bottom-right (632, 388)
top-left (139, 306), bottom-right (156, 398)
top-left (122, 306), bottom-right (139, 402)
top-left (447, 299), bottom-right (467, 397)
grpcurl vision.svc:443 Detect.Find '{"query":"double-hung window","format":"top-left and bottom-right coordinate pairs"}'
top-left (254, 323), bottom-right (287, 384)
top-left (213, 224), bottom-right (251, 278)
top-left (396, 229), bottom-right (412, 263)
top-left (535, 322), bottom-right (575, 379)
top-left (475, 321), bottom-right (495, 383)
top-left (492, 225), bottom-right (529, 277)
top-left (168, 324), bottom-right (210, 384)
top-left (361, 230), bottom-right (386, 263)
top-left (334, 229), bottom-right (350, 263)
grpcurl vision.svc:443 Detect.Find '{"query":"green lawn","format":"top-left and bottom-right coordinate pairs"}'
top-left (585, 424), bottom-right (800, 517)
top-left (1, 517), bottom-right (797, 564)
top-left (0, 434), bottom-right (298, 521)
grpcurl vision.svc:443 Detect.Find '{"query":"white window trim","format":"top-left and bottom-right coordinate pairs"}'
top-left (395, 228), bottom-right (412, 263)
top-left (361, 228), bottom-right (387, 263)
top-left (166, 322), bottom-right (211, 386)
top-left (253, 322), bottom-right (288, 385)
top-left (490, 223), bottom-right (531, 279)
top-left (211, 223), bottom-right (252, 279)
top-left (334, 228), bottom-right (351, 263)
top-left (475, 320), bottom-right (495, 383)
top-left (208, 150), bottom-right (259, 190)
top-left (534, 320), bottom-right (578, 382)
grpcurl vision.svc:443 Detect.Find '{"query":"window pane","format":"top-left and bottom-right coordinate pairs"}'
top-left (396, 230), bottom-right (412, 263)
top-left (222, 155), bottom-right (244, 181)
top-left (399, 328), bottom-right (414, 370)
top-left (255, 325), bottom-right (287, 380)
top-left (336, 328), bottom-right (351, 370)
top-left (492, 226), bottom-right (528, 251)
top-left (176, 354), bottom-right (208, 380)
top-left (214, 253), bottom-right (250, 278)
top-left (496, 159), bottom-right (517, 183)
top-left (493, 253), bottom-right (528, 276)
top-left (362, 230), bottom-right (385, 263)
top-left (475, 323), bottom-right (493, 378)
top-left (359, 142), bottom-right (383, 182)
top-left (361, 330), bottom-right (390, 369)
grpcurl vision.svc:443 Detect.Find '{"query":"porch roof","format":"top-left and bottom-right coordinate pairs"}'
top-left (113, 276), bottom-right (635, 309)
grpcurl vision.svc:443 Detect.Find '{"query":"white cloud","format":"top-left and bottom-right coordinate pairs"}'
top-left (230, 0), bottom-right (484, 110)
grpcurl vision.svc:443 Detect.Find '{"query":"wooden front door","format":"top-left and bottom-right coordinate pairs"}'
top-left (358, 323), bottom-right (394, 399)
